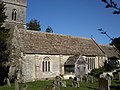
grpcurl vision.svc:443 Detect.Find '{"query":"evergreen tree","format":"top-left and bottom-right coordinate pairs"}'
top-left (0, 2), bottom-right (10, 85)
top-left (45, 26), bottom-right (53, 33)
top-left (27, 19), bottom-right (41, 31)
top-left (0, 2), bottom-right (10, 63)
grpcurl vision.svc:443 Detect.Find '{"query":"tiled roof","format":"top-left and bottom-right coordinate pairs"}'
top-left (64, 55), bottom-right (79, 65)
top-left (64, 55), bottom-right (87, 65)
top-left (19, 30), bottom-right (105, 55)
top-left (100, 45), bottom-right (120, 59)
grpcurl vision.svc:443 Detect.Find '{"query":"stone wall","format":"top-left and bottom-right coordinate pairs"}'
top-left (22, 54), bottom-right (70, 82)
top-left (98, 56), bottom-right (106, 67)
top-left (5, 3), bottom-right (26, 24)
top-left (3, 0), bottom-right (27, 28)
top-left (60, 55), bottom-right (71, 74)
top-left (21, 54), bottom-right (106, 82)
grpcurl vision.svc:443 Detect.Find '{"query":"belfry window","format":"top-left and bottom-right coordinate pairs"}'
top-left (12, 9), bottom-right (17, 21)
top-left (42, 57), bottom-right (51, 72)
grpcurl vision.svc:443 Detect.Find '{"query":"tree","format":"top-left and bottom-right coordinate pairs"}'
top-left (110, 37), bottom-right (120, 52)
top-left (104, 56), bottom-right (120, 71)
top-left (0, 2), bottom-right (10, 85)
top-left (27, 19), bottom-right (41, 31)
top-left (98, 28), bottom-right (120, 52)
top-left (45, 26), bottom-right (53, 33)
top-left (101, 0), bottom-right (120, 14)
top-left (0, 2), bottom-right (10, 63)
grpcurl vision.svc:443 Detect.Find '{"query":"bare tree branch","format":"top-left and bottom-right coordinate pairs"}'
top-left (101, 0), bottom-right (120, 14)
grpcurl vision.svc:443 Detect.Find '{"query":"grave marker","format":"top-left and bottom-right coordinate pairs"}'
top-left (99, 78), bottom-right (110, 90)
top-left (72, 77), bottom-right (79, 88)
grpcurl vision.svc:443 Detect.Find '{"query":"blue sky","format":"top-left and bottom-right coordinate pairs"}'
top-left (26, 0), bottom-right (120, 44)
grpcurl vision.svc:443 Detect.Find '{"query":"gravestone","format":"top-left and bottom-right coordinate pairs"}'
top-left (99, 78), bottom-right (110, 90)
top-left (20, 84), bottom-right (28, 90)
top-left (72, 77), bottom-right (79, 88)
top-left (114, 73), bottom-right (118, 79)
top-left (118, 72), bottom-right (120, 80)
top-left (113, 71), bottom-right (120, 80)
top-left (61, 80), bottom-right (66, 87)
top-left (90, 76), bottom-right (94, 83)
top-left (88, 75), bottom-right (94, 84)
top-left (15, 80), bottom-right (19, 90)
top-left (7, 78), bottom-right (11, 87)
top-left (59, 75), bottom-right (66, 87)
top-left (105, 74), bottom-right (111, 86)
top-left (80, 75), bottom-right (83, 82)
top-left (53, 76), bottom-right (61, 90)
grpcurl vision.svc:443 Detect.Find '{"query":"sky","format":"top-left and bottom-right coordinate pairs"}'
top-left (26, 0), bottom-right (120, 44)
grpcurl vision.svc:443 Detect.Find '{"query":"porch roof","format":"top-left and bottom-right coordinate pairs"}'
top-left (64, 55), bottom-right (79, 65)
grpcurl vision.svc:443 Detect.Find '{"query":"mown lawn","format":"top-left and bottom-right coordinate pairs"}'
top-left (0, 79), bottom-right (120, 90)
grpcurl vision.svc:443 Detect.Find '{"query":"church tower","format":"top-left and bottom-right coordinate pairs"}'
top-left (1, 0), bottom-right (27, 29)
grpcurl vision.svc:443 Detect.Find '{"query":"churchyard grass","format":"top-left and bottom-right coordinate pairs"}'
top-left (0, 79), bottom-right (99, 90)
top-left (110, 80), bottom-right (120, 90)
top-left (0, 79), bottom-right (120, 90)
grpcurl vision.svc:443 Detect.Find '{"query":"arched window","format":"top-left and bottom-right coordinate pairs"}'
top-left (12, 9), bottom-right (17, 21)
top-left (42, 57), bottom-right (51, 72)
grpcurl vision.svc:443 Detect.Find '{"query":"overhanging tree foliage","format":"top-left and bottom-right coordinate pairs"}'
top-left (101, 0), bottom-right (120, 14)
top-left (27, 19), bottom-right (41, 31)
top-left (110, 37), bottom-right (120, 52)
top-left (98, 28), bottom-right (120, 52)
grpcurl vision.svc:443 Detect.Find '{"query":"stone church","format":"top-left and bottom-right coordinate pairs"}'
top-left (1, 0), bottom-right (119, 82)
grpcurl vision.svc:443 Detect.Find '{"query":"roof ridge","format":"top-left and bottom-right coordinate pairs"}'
top-left (26, 30), bottom-right (92, 40)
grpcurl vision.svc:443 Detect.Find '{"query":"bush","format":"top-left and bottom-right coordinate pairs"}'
top-left (90, 68), bottom-right (104, 78)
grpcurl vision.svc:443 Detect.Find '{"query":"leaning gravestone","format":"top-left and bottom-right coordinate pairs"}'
top-left (99, 78), bottom-right (110, 90)
top-left (7, 78), bottom-right (11, 87)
